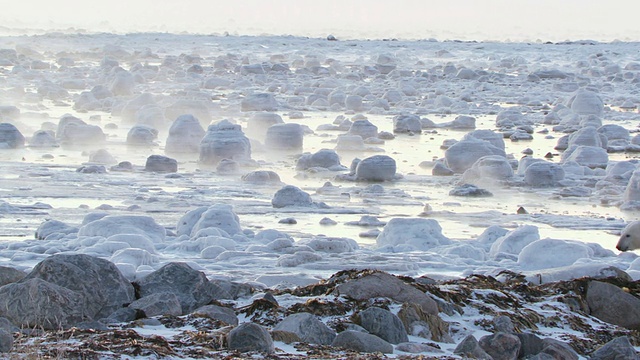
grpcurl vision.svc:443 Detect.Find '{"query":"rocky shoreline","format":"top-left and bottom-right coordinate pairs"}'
top-left (0, 255), bottom-right (638, 359)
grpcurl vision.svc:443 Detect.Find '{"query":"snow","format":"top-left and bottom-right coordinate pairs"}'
top-left (0, 29), bottom-right (640, 357)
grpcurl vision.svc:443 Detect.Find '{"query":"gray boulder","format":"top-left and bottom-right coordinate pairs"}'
top-left (478, 332), bottom-right (521, 360)
top-left (22, 254), bottom-right (135, 319)
top-left (57, 117), bottom-right (105, 146)
top-left (393, 114), bottom-right (422, 133)
top-left (331, 330), bottom-right (393, 354)
top-left (590, 336), bottom-right (638, 360)
top-left (135, 262), bottom-right (227, 314)
top-left (357, 307), bottom-right (408, 344)
top-left (129, 292), bottom-right (182, 317)
top-left (199, 120), bottom-right (251, 165)
top-left (0, 123), bottom-right (25, 149)
top-left (561, 145), bottom-right (608, 168)
top-left (538, 338), bottom-right (578, 360)
top-left (454, 334), bottom-right (492, 359)
top-left (587, 280), bottom-right (640, 330)
top-left (241, 170), bottom-right (281, 184)
top-left (241, 93), bottom-right (278, 112)
top-left (0, 266), bottom-right (25, 286)
top-left (516, 332), bottom-right (544, 358)
top-left (29, 130), bottom-right (57, 147)
top-left (568, 89), bottom-right (604, 117)
top-left (126, 125), bottom-right (157, 146)
top-left (273, 312), bottom-right (336, 345)
top-left (164, 99), bottom-right (212, 127)
top-left (265, 123), bottom-right (304, 150)
top-left (348, 119), bottom-right (378, 139)
top-left (227, 322), bottom-right (275, 353)
top-left (0, 329), bottom-right (12, 353)
top-left (189, 203), bottom-right (242, 236)
top-left (192, 304), bottom-right (238, 326)
top-left (524, 161), bottom-right (565, 187)
top-left (355, 155), bottom-right (396, 181)
top-left (165, 114), bottom-right (206, 153)
top-left (296, 149), bottom-right (343, 170)
top-left (334, 271), bottom-right (438, 315)
top-left (445, 137), bottom-right (506, 173)
top-left (145, 154), bottom-right (178, 172)
top-left (0, 278), bottom-right (87, 329)
top-left (272, 185), bottom-right (314, 208)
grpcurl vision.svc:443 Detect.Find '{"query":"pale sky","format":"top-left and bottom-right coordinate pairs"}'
top-left (1, 0), bottom-right (638, 42)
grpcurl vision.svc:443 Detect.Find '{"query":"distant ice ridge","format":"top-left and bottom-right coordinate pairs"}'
top-left (21, 205), bottom-right (630, 287)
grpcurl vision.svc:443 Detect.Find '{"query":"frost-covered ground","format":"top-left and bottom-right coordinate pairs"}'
top-left (0, 32), bottom-right (640, 357)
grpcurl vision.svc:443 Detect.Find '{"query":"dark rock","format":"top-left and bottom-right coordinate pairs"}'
top-left (454, 334), bottom-right (492, 360)
top-left (479, 332), bottom-right (521, 360)
top-left (0, 278), bottom-right (87, 329)
top-left (273, 312), bottom-right (336, 345)
top-left (539, 338), bottom-right (578, 360)
top-left (587, 280), bottom-right (640, 329)
top-left (432, 162), bottom-right (454, 176)
top-left (589, 336), bottom-right (638, 360)
top-left (104, 307), bottom-right (138, 324)
top-left (449, 184), bottom-right (493, 197)
top-left (334, 272), bottom-right (438, 315)
top-left (192, 304), bottom-right (238, 326)
top-left (22, 254), bottom-right (135, 319)
top-left (227, 322), bottom-right (275, 353)
top-left (129, 292), bottom-right (182, 317)
top-left (145, 154), bottom-right (178, 173)
top-left (272, 185), bottom-right (314, 208)
top-left (355, 155), bottom-right (396, 181)
top-left (356, 306), bottom-right (408, 344)
top-left (0, 266), bottom-right (26, 286)
top-left (135, 262), bottom-right (227, 314)
top-left (0, 122), bottom-right (25, 148)
top-left (241, 170), bottom-right (281, 184)
top-left (516, 332), bottom-right (544, 358)
top-left (331, 330), bottom-right (393, 354)
top-left (493, 315), bottom-right (515, 333)
top-left (0, 329), bottom-right (12, 353)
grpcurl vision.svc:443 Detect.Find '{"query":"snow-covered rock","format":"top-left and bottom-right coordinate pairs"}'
top-left (296, 149), bottom-right (344, 171)
top-left (165, 114), bottom-right (206, 154)
top-left (377, 218), bottom-right (452, 251)
top-left (78, 215), bottom-right (166, 243)
top-left (199, 120), bottom-right (251, 165)
top-left (445, 137), bottom-right (506, 173)
top-left (265, 123), bottom-right (304, 150)
top-left (246, 112), bottom-right (283, 140)
top-left (272, 185), bottom-right (315, 208)
top-left (355, 155), bottom-right (396, 181)
top-left (0, 123), bottom-right (24, 149)
top-left (524, 161), bottom-right (565, 187)
top-left (241, 93), bottom-right (278, 112)
top-left (567, 89), bottom-right (604, 116)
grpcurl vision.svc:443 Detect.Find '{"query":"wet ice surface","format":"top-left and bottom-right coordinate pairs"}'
top-left (0, 32), bottom-right (640, 288)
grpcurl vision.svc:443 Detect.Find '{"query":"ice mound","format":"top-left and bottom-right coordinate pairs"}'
top-left (78, 215), bottom-right (166, 243)
top-left (523, 161), bottom-right (565, 187)
top-left (265, 123), bottom-right (304, 150)
top-left (241, 170), bottom-right (282, 184)
top-left (272, 185), bottom-right (318, 208)
top-left (561, 146), bottom-right (608, 168)
top-left (126, 125), bottom-right (158, 146)
top-left (566, 126), bottom-right (606, 148)
top-left (29, 130), bottom-right (57, 147)
top-left (199, 120), bottom-right (251, 165)
top-left (445, 137), bottom-right (506, 173)
top-left (461, 155), bottom-right (514, 185)
top-left (177, 204), bottom-right (242, 237)
top-left (567, 89), bottom-right (604, 116)
top-left (393, 114), bottom-right (422, 133)
top-left (56, 115), bottom-right (105, 147)
top-left (377, 218), bottom-right (452, 251)
top-left (489, 225), bottom-right (539, 260)
top-left (355, 155), bottom-right (397, 181)
top-left (165, 114), bottom-right (206, 154)
top-left (517, 238), bottom-right (595, 270)
top-left (348, 119), bottom-right (378, 139)
top-left (296, 149), bottom-right (345, 171)
top-left (0, 123), bottom-right (25, 149)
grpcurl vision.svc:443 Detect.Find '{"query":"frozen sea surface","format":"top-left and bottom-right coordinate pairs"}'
top-left (0, 32), bottom-right (639, 287)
